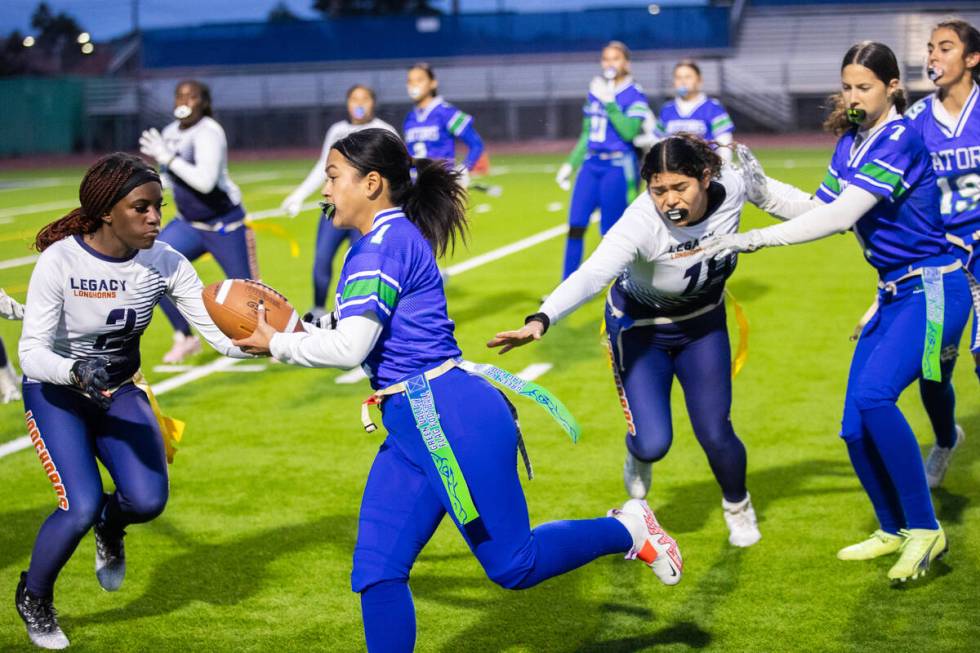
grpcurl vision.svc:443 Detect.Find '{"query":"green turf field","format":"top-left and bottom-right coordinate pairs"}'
top-left (0, 150), bottom-right (976, 652)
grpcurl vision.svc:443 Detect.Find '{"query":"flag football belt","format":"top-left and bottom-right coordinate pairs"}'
top-left (849, 260), bottom-right (962, 382)
top-left (360, 358), bottom-right (581, 527)
top-left (185, 217), bottom-right (246, 233)
top-left (946, 230), bottom-right (980, 255)
top-left (131, 371), bottom-right (186, 465)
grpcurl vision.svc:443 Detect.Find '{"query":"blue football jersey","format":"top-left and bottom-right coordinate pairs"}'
top-left (906, 83), bottom-right (980, 238)
top-left (584, 78), bottom-right (651, 154)
top-left (334, 208), bottom-right (461, 389)
top-left (403, 97), bottom-right (472, 163)
top-left (815, 114), bottom-right (949, 271)
top-left (658, 96), bottom-right (734, 141)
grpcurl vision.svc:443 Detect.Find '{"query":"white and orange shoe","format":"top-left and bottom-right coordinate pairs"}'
top-left (610, 498), bottom-right (682, 585)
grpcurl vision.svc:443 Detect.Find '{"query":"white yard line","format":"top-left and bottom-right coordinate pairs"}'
top-left (0, 255), bottom-right (39, 270)
top-left (0, 200), bottom-right (77, 220)
top-left (336, 366), bottom-right (369, 384)
top-left (515, 362), bottom-right (553, 381)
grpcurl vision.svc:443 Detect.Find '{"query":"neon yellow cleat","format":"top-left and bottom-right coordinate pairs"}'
top-left (836, 530), bottom-right (903, 561)
top-left (887, 528), bottom-right (947, 582)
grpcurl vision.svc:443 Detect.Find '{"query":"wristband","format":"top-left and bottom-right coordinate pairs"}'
top-left (524, 312), bottom-right (550, 335)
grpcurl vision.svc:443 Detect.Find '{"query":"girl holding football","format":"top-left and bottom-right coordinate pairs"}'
top-left (234, 128), bottom-right (683, 653)
top-left (700, 41), bottom-right (971, 582)
top-left (15, 153), bottom-right (249, 650)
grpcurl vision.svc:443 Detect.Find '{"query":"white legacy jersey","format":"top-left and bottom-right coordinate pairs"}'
top-left (542, 165), bottom-right (746, 323)
top-left (161, 116), bottom-right (243, 221)
top-left (20, 235), bottom-right (245, 387)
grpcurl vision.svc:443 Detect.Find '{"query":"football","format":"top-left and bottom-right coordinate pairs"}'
top-left (202, 279), bottom-right (304, 340)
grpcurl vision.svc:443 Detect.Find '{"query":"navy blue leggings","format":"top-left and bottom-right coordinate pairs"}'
top-left (606, 303), bottom-right (747, 503)
top-left (313, 213), bottom-right (360, 309)
top-left (22, 382), bottom-right (169, 597)
top-left (353, 368), bottom-right (631, 652)
top-left (157, 216), bottom-right (258, 335)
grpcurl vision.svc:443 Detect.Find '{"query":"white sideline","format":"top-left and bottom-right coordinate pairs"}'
top-left (0, 255), bottom-right (39, 271)
top-left (2, 210), bottom-right (577, 458)
top-left (0, 200), bottom-right (77, 220)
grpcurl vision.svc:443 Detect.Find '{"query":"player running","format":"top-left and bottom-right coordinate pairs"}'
top-left (14, 153), bottom-right (250, 650)
top-left (139, 79), bottom-right (259, 363)
top-left (403, 63), bottom-right (484, 186)
top-left (493, 134), bottom-right (768, 548)
top-left (906, 18), bottom-right (980, 488)
top-left (233, 128), bottom-right (682, 653)
top-left (555, 41), bottom-right (652, 279)
top-left (701, 42), bottom-right (971, 582)
top-left (653, 60), bottom-right (735, 164)
top-left (280, 84), bottom-right (398, 320)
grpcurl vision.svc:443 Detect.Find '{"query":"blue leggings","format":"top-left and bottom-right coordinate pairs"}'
top-left (22, 382), bottom-right (169, 597)
top-left (313, 213), bottom-right (360, 309)
top-left (353, 368), bottom-right (632, 652)
top-left (157, 215), bottom-right (259, 335)
top-left (842, 268), bottom-right (971, 532)
top-left (918, 243), bottom-right (980, 448)
top-left (563, 154), bottom-right (637, 279)
top-left (605, 301), bottom-right (747, 503)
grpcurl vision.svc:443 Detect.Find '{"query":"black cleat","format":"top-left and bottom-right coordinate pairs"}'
top-left (93, 522), bottom-right (126, 591)
top-left (15, 572), bottom-right (69, 649)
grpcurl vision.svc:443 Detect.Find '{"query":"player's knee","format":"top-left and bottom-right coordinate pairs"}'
top-left (694, 421), bottom-right (738, 453)
top-left (61, 494), bottom-right (102, 535)
top-left (628, 431), bottom-right (670, 463)
top-left (851, 383), bottom-right (896, 413)
top-left (484, 562), bottom-right (533, 590)
top-left (567, 226), bottom-right (587, 240)
top-left (119, 485), bottom-right (169, 523)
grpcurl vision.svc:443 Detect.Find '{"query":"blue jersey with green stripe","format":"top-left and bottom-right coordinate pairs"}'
top-left (403, 96), bottom-right (484, 169)
top-left (585, 78), bottom-right (651, 154)
top-left (335, 207), bottom-right (460, 389)
top-left (905, 84), bottom-right (980, 238)
top-left (815, 115), bottom-right (949, 271)
top-left (658, 96), bottom-right (734, 141)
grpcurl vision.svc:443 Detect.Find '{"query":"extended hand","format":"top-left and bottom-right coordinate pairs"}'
top-left (487, 320), bottom-right (546, 355)
top-left (734, 143), bottom-right (769, 207)
top-left (699, 231), bottom-right (766, 259)
top-left (555, 163), bottom-right (573, 191)
top-left (139, 128), bottom-right (175, 166)
top-left (589, 76), bottom-right (615, 104)
top-left (231, 301), bottom-right (277, 356)
top-left (280, 194), bottom-right (304, 218)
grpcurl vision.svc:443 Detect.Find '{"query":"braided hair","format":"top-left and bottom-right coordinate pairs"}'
top-left (34, 153), bottom-right (160, 252)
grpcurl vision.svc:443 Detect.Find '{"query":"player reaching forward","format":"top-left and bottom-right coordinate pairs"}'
top-left (14, 153), bottom-right (249, 650)
top-left (280, 84), bottom-right (398, 320)
top-left (555, 41), bottom-right (652, 279)
top-left (139, 80), bottom-right (259, 363)
top-left (701, 42), bottom-right (971, 583)
top-left (234, 128), bottom-right (683, 653)
top-left (906, 18), bottom-right (980, 488)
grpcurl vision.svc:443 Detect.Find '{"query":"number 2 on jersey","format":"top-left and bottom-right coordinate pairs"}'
top-left (93, 308), bottom-right (137, 351)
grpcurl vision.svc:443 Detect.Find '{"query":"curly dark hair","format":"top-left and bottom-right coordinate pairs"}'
top-left (641, 133), bottom-right (724, 183)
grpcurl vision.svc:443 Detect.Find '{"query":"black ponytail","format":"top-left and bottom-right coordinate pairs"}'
top-left (641, 133), bottom-right (723, 183)
top-left (824, 41), bottom-right (904, 134)
top-left (331, 128), bottom-right (468, 258)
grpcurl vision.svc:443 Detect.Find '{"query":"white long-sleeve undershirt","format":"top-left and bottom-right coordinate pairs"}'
top-left (759, 176), bottom-right (823, 219)
top-left (752, 184), bottom-right (879, 247)
top-left (167, 125), bottom-right (223, 194)
top-left (269, 313), bottom-right (382, 369)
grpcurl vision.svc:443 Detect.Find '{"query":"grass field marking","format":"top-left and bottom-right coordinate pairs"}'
top-left (0, 200), bottom-right (77, 220)
top-left (248, 200), bottom-right (321, 222)
top-left (516, 362), bottom-right (552, 381)
top-left (0, 177), bottom-right (75, 193)
top-left (0, 255), bottom-right (39, 270)
top-left (486, 164), bottom-right (558, 176)
top-left (153, 363), bottom-right (267, 373)
top-left (0, 436), bottom-right (29, 458)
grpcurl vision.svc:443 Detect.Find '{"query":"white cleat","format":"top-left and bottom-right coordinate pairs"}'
top-left (162, 332), bottom-right (201, 364)
top-left (611, 498), bottom-right (682, 585)
top-left (722, 493), bottom-right (761, 547)
top-left (623, 451), bottom-right (652, 500)
top-left (15, 572), bottom-right (69, 650)
top-left (925, 425), bottom-right (964, 489)
top-left (0, 362), bottom-right (21, 404)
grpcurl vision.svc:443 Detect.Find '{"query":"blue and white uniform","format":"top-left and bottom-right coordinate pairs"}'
top-left (658, 95), bottom-right (735, 144)
top-left (269, 207), bottom-right (634, 652)
top-left (18, 235), bottom-right (246, 597)
top-left (564, 76), bottom-right (652, 279)
top-left (544, 167), bottom-right (749, 501)
top-left (812, 113), bottom-right (971, 533)
top-left (403, 97), bottom-right (484, 170)
top-left (283, 118), bottom-right (399, 311)
top-left (907, 84), bottom-right (980, 353)
top-left (157, 116), bottom-right (259, 334)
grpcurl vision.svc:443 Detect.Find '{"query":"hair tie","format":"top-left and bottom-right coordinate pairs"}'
top-left (409, 166), bottom-right (418, 185)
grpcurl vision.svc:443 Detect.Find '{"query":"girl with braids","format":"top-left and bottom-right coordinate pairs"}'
top-left (905, 18), bottom-right (980, 489)
top-left (701, 42), bottom-right (971, 582)
top-left (234, 128), bottom-right (682, 653)
top-left (15, 153), bottom-right (249, 650)
top-left (494, 134), bottom-right (776, 549)
top-left (139, 79), bottom-right (259, 364)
